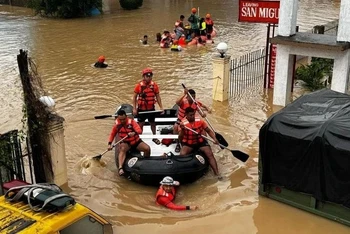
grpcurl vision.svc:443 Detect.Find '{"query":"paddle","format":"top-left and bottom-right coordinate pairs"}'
top-left (92, 136), bottom-right (128, 160)
top-left (94, 110), bottom-right (163, 119)
top-left (181, 84), bottom-right (229, 148)
top-left (184, 126), bottom-right (249, 162)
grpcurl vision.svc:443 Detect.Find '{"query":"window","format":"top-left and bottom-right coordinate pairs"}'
top-left (60, 215), bottom-right (103, 234)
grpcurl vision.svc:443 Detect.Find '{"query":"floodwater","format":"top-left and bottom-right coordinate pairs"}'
top-left (0, 0), bottom-right (349, 233)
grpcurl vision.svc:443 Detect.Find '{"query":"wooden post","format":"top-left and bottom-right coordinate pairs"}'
top-left (17, 50), bottom-right (53, 183)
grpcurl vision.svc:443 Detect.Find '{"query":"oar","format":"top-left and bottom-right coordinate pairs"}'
top-left (184, 126), bottom-right (249, 162)
top-left (92, 136), bottom-right (128, 160)
top-left (94, 110), bottom-right (163, 119)
top-left (181, 84), bottom-right (229, 148)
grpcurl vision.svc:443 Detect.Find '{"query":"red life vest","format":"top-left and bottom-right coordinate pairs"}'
top-left (181, 118), bottom-right (205, 145)
top-left (155, 186), bottom-right (176, 205)
top-left (177, 98), bottom-right (200, 120)
top-left (178, 37), bottom-right (186, 46)
top-left (137, 81), bottom-right (157, 110)
top-left (115, 118), bottom-right (140, 145)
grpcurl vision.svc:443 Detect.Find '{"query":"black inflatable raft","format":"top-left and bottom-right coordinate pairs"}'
top-left (114, 104), bottom-right (209, 186)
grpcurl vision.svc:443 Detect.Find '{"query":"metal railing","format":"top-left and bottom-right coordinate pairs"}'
top-left (229, 48), bottom-right (266, 99)
top-left (0, 130), bottom-right (34, 195)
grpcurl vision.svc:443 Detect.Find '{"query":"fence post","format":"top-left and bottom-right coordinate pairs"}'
top-left (47, 117), bottom-right (68, 186)
top-left (212, 55), bottom-right (231, 101)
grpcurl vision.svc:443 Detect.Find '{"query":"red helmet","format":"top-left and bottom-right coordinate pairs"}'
top-left (98, 55), bottom-right (105, 63)
top-left (142, 68), bottom-right (153, 76)
top-left (191, 8), bottom-right (197, 13)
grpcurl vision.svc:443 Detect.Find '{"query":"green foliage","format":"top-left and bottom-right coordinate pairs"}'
top-left (311, 57), bottom-right (333, 83)
top-left (27, 0), bottom-right (103, 18)
top-left (119, 0), bottom-right (143, 10)
top-left (295, 58), bottom-right (334, 92)
top-left (0, 131), bottom-right (20, 180)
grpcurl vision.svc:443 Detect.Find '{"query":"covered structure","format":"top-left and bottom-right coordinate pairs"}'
top-left (259, 89), bottom-right (350, 226)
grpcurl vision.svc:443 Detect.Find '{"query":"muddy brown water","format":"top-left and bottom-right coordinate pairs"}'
top-left (0, 0), bottom-right (349, 233)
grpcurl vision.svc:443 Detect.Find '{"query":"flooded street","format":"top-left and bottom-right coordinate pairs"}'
top-left (0, 0), bottom-right (349, 233)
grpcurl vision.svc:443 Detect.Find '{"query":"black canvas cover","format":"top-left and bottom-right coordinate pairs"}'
top-left (260, 89), bottom-right (350, 208)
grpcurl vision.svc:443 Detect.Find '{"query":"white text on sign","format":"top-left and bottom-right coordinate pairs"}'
top-left (241, 6), bottom-right (279, 20)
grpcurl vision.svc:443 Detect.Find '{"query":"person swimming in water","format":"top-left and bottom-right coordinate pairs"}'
top-left (141, 35), bottom-right (148, 45)
top-left (155, 176), bottom-right (198, 210)
top-left (94, 55), bottom-right (108, 68)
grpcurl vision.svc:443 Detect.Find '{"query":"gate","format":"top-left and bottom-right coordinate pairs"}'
top-left (0, 130), bottom-right (34, 195)
top-left (229, 48), bottom-right (266, 99)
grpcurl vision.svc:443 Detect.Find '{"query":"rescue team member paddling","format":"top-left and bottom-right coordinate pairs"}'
top-left (173, 88), bottom-right (211, 152)
top-left (94, 55), bottom-right (108, 68)
top-left (132, 68), bottom-right (164, 145)
top-left (108, 110), bottom-right (151, 176)
top-left (179, 107), bottom-right (220, 176)
top-left (156, 176), bottom-right (198, 210)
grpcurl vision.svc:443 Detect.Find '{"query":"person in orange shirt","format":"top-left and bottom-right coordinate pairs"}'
top-left (156, 176), bottom-right (198, 210)
top-left (133, 68), bottom-right (164, 145)
top-left (108, 109), bottom-right (150, 176)
top-left (173, 88), bottom-right (211, 152)
top-left (179, 107), bottom-right (219, 176)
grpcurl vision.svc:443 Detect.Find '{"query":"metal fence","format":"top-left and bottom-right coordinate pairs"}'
top-left (229, 48), bottom-right (266, 99)
top-left (0, 130), bottom-right (34, 195)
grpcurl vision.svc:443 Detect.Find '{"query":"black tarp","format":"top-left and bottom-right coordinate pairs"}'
top-left (259, 89), bottom-right (350, 208)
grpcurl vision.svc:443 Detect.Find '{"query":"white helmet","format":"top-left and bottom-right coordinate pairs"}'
top-left (160, 176), bottom-right (179, 186)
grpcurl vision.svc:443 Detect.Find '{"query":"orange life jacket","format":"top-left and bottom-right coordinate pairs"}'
top-left (115, 118), bottom-right (140, 145)
top-left (137, 81), bottom-right (157, 110)
top-left (177, 98), bottom-right (200, 120)
top-left (181, 118), bottom-right (205, 145)
top-left (155, 186), bottom-right (176, 205)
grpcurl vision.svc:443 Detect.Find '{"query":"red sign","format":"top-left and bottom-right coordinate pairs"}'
top-left (269, 44), bottom-right (277, 88)
top-left (239, 0), bottom-right (280, 24)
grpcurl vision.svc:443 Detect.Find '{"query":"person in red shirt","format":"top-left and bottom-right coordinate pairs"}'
top-left (178, 34), bottom-right (187, 46)
top-left (156, 176), bottom-right (198, 211)
top-left (205, 13), bottom-right (214, 35)
top-left (179, 107), bottom-right (219, 176)
top-left (108, 109), bottom-right (150, 176)
top-left (173, 88), bottom-right (211, 152)
top-left (132, 68), bottom-right (164, 145)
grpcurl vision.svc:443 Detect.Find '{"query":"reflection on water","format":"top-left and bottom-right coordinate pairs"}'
top-left (0, 0), bottom-right (347, 233)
